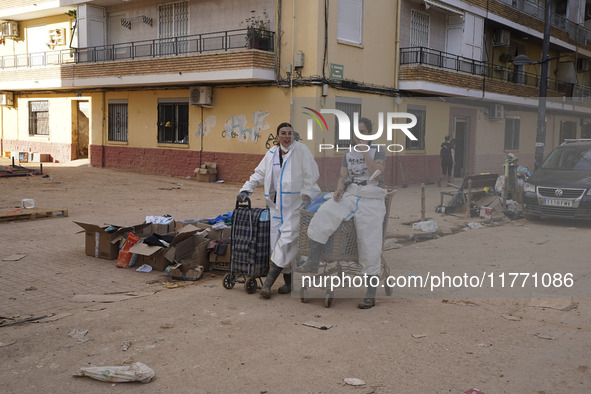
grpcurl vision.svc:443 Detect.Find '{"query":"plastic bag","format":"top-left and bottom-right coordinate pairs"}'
top-left (412, 219), bottom-right (438, 233)
top-left (116, 233), bottom-right (140, 268)
top-left (73, 361), bottom-right (155, 383)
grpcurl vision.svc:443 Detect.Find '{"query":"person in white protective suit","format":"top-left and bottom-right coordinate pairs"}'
top-left (237, 122), bottom-right (321, 299)
top-left (296, 117), bottom-right (387, 309)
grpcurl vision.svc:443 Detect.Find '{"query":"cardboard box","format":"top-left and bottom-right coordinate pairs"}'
top-left (195, 222), bottom-right (231, 241)
top-left (210, 242), bottom-right (231, 271)
top-left (30, 153), bottom-right (51, 163)
top-left (139, 221), bottom-right (177, 236)
top-left (194, 162), bottom-right (217, 182)
top-left (74, 222), bottom-right (144, 260)
top-left (129, 225), bottom-right (200, 271)
top-left (11, 151), bottom-right (29, 163)
top-left (170, 262), bottom-right (204, 281)
top-left (164, 233), bottom-right (210, 271)
top-left (479, 207), bottom-right (493, 219)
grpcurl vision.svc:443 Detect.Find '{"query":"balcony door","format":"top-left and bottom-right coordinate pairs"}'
top-left (158, 1), bottom-right (189, 56)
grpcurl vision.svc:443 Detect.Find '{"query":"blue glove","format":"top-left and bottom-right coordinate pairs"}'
top-left (237, 191), bottom-right (249, 202)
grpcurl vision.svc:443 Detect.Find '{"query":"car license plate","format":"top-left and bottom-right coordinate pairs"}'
top-left (543, 199), bottom-right (573, 207)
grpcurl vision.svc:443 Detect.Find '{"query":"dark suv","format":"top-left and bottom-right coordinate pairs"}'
top-left (522, 140), bottom-right (591, 220)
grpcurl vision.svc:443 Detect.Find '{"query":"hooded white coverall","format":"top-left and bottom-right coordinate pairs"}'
top-left (307, 149), bottom-right (386, 276)
top-left (241, 140), bottom-right (321, 269)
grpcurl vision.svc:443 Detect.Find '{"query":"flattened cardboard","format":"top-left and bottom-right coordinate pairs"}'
top-left (129, 225), bottom-right (199, 271)
top-left (195, 222), bottom-right (231, 241)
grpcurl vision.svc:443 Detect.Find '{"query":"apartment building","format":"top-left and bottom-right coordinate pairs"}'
top-left (0, 0), bottom-right (401, 187)
top-left (1, 0), bottom-right (590, 186)
top-left (398, 0), bottom-right (591, 179)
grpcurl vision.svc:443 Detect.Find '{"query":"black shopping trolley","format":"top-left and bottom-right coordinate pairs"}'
top-left (222, 197), bottom-right (270, 293)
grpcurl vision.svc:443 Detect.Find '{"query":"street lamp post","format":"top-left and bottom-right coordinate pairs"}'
top-left (513, 0), bottom-right (552, 170)
top-left (536, 0), bottom-right (552, 170)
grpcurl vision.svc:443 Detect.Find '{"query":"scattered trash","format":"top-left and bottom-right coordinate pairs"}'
top-left (500, 314), bottom-right (521, 321)
top-left (302, 321), bottom-right (332, 330)
top-left (136, 264), bottom-right (152, 273)
top-left (24, 286), bottom-right (37, 291)
top-left (464, 389), bottom-right (484, 394)
top-left (0, 314), bottom-right (51, 327)
top-left (383, 239), bottom-right (403, 250)
top-left (343, 378), bottom-right (365, 386)
top-left (21, 199), bottom-right (37, 209)
top-left (534, 333), bottom-right (556, 340)
top-left (68, 328), bottom-right (89, 343)
top-left (466, 222), bottom-right (484, 229)
top-left (442, 299), bottom-right (479, 307)
top-left (72, 292), bottom-right (155, 303)
top-left (121, 341), bottom-right (131, 351)
top-left (529, 296), bottom-right (574, 311)
top-left (411, 333), bottom-right (427, 339)
top-left (73, 361), bottom-right (155, 383)
top-left (2, 253), bottom-right (27, 261)
top-left (162, 282), bottom-right (179, 289)
top-left (412, 219), bottom-right (438, 233)
top-left (37, 313), bottom-right (73, 323)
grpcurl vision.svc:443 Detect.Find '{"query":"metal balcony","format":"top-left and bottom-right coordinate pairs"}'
top-left (0, 27), bottom-right (275, 69)
top-left (400, 46), bottom-right (591, 101)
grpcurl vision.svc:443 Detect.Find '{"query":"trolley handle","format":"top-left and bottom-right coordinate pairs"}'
top-left (236, 196), bottom-right (252, 210)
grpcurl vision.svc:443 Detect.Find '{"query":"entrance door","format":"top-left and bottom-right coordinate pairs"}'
top-left (453, 117), bottom-right (468, 178)
top-left (73, 101), bottom-right (90, 159)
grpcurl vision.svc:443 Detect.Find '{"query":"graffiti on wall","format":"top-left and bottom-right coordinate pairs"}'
top-left (222, 110), bottom-right (270, 143)
top-left (195, 115), bottom-right (217, 137)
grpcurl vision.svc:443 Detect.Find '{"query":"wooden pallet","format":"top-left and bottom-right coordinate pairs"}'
top-left (0, 208), bottom-right (68, 223)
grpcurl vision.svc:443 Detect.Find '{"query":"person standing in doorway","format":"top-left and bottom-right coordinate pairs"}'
top-left (438, 135), bottom-right (455, 187)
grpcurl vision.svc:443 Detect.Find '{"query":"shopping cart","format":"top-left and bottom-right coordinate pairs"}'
top-left (222, 198), bottom-right (270, 293)
top-left (296, 187), bottom-right (396, 307)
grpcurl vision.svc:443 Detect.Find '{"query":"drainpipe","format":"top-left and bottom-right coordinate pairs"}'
top-left (289, 0), bottom-right (296, 124)
top-left (394, 0), bottom-right (401, 90)
top-left (101, 91), bottom-right (106, 167)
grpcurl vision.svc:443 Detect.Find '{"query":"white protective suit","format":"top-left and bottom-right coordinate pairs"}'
top-left (307, 149), bottom-right (387, 276)
top-left (241, 140), bottom-right (321, 269)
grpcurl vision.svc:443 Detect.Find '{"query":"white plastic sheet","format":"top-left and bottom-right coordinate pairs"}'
top-left (74, 362), bottom-right (155, 383)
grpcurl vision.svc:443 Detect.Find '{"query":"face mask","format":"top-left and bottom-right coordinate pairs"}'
top-left (280, 145), bottom-right (290, 153)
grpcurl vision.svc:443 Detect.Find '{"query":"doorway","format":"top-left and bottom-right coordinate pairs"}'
top-left (73, 101), bottom-right (90, 159)
top-left (453, 117), bottom-right (468, 178)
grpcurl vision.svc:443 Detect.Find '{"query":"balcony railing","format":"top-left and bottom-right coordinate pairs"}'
top-left (497, 0), bottom-right (591, 45)
top-left (400, 46), bottom-right (591, 102)
top-left (0, 28), bottom-right (274, 70)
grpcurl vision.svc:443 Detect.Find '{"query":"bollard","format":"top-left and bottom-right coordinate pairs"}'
top-left (465, 179), bottom-right (472, 219)
top-left (421, 183), bottom-right (426, 221)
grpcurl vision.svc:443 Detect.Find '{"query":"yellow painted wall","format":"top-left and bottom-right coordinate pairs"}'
top-left (278, 0), bottom-right (397, 86)
top-left (11, 94), bottom-right (73, 143)
top-left (104, 86), bottom-right (294, 155)
top-left (0, 15), bottom-right (73, 58)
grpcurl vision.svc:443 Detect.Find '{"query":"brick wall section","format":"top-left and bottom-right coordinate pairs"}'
top-left (400, 66), bottom-right (565, 97)
top-left (3, 139), bottom-right (74, 163)
top-left (90, 145), bottom-right (266, 183)
top-left (89, 145), bottom-right (446, 188)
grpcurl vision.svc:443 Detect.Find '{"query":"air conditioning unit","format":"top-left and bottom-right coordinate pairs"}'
top-left (489, 103), bottom-right (504, 120)
top-left (577, 58), bottom-right (589, 72)
top-left (0, 92), bottom-right (14, 106)
top-left (493, 30), bottom-right (510, 47)
top-left (189, 86), bottom-right (213, 106)
top-left (1, 21), bottom-right (19, 38)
